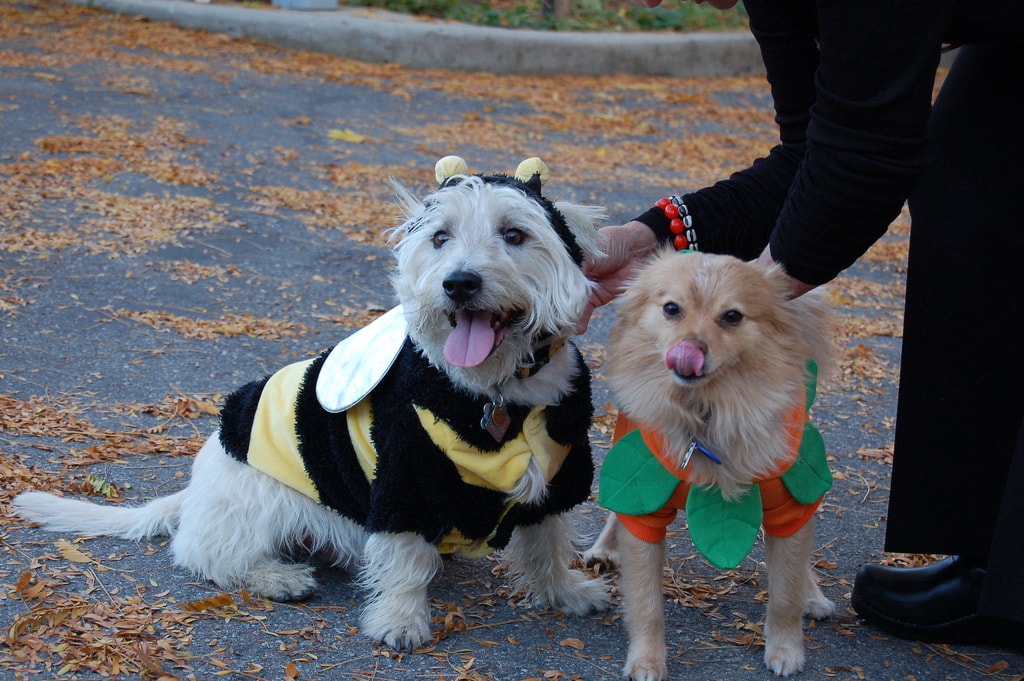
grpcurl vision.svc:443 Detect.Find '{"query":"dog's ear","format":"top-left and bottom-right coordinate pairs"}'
top-left (758, 260), bottom-right (838, 381)
top-left (386, 178), bottom-right (428, 243)
top-left (512, 157), bottom-right (606, 266)
top-left (760, 261), bottom-right (796, 303)
top-left (553, 201), bottom-right (606, 265)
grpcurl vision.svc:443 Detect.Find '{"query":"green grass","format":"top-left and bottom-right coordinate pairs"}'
top-left (344, 0), bottom-right (748, 32)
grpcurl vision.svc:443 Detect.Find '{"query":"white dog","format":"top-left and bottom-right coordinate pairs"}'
top-left (15, 156), bottom-right (610, 650)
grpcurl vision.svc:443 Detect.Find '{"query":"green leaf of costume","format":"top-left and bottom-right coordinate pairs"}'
top-left (781, 359), bottom-right (831, 504)
top-left (686, 484), bottom-right (762, 570)
top-left (780, 421), bottom-right (832, 504)
top-left (598, 430), bottom-right (679, 516)
top-left (804, 359), bottom-right (818, 410)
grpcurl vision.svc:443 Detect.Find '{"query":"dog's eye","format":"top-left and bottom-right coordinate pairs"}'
top-left (720, 309), bottom-right (744, 326)
top-left (502, 228), bottom-right (525, 246)
top-left (662, 302), bottom-right (682, 318)
top-left (432, 231), bottom-right (450, 248)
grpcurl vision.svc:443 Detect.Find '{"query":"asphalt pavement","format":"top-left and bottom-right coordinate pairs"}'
top-left (0, 1), bottom-right (1020, 680)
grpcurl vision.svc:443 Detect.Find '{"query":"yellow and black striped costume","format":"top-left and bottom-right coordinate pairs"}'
top-left (219, 339), bottom-right (594, 555)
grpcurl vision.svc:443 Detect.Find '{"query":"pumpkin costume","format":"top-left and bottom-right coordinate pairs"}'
top-left (599, 363), bottom-right (831, 570)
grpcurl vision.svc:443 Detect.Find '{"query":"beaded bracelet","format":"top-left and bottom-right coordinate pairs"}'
top-left (655, 196), bottom-right (699, 251)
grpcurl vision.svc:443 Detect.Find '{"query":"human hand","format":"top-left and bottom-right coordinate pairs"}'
top-left (577, 221), bottom-right (660, 333)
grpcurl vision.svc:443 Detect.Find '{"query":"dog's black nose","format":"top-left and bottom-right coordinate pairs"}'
top-left (443, 270), bottom-right (482, 304)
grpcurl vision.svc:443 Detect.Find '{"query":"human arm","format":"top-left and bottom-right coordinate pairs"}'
top-left (636, 0), bottom-right (944, 287)
top-left (751, 0), bottom-right (945, 285)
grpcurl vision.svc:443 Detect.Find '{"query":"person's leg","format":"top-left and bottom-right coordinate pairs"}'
top-left (888, 43), bottom-right (1024, 557)
top-left (979, 420), bottom-right (1024, 622)
top-left (853, 44), bottom-right (1024, 641)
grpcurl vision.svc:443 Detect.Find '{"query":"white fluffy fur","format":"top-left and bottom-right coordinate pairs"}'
top-left (583, 250), bottom-right (836, 679)
top-left (13, 175), bottom-right (610, 650)
top-left (390, 175), bottom-right (604, 404)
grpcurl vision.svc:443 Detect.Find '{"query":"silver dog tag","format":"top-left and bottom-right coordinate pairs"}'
top-left (316, 305), bottom-right (408, 413)
top-left (681, 441), bottom-right (698, 470)
top-left (481, 394), bottom-right (511, 442)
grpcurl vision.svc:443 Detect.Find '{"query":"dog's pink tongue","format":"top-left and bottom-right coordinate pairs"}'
top-left (444, 310), bottom-right (496, 368)
top-left (666, 340), bottom-right (705, 377)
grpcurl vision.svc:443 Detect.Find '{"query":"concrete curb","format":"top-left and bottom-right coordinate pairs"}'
top-left (69, 0), bottom-right (765, 77)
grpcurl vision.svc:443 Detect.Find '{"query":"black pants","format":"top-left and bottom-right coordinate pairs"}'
top-left (890, 44), bottom-right (1024, 623)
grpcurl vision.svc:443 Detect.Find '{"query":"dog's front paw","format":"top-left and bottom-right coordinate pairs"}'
top-left (623, 653), bottom-right (667, 681)
top-left (359, 532), bottom-right (441, 650)
top-left (361, 600), bottom-right (432, 652)
top-left (764, 635), bottom-right (806, 677)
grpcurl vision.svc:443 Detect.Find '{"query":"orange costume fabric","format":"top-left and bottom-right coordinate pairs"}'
top-left (611, 405), bottom-right (822, 545)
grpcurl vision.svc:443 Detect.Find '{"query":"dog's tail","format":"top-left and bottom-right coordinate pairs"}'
top-left (13, 489), bottom-right (185, 540)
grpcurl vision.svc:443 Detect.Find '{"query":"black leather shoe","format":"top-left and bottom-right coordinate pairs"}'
top-left (852, 556), bottom-right (1024, 648)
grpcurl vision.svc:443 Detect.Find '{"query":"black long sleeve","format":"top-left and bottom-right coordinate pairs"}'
top-left (635, 0), bottom-right (1011, 285)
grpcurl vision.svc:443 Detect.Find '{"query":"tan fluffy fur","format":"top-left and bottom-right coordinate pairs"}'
top-left (585, 249), bottom-right (836, 679)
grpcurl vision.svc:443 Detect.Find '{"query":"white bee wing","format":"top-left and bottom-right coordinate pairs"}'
top-left (315, 305), bottom-right (408, 413)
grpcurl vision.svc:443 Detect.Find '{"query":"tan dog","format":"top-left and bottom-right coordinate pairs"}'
top-left (585, 249), bottom-right (836, 679)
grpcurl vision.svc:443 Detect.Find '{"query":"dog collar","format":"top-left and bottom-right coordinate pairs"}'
top-left (682, 439), bottom-right (723, 468)
top-left (515, 337), bottom-right (567, 379)
top-left (479, 338), bottom-right (569, 440)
